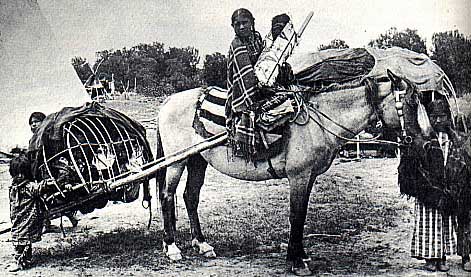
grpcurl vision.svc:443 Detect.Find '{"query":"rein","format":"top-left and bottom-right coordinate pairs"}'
top-left (290, 80), bottom-right (404, 146)
top-left (305, 104), bottom-right (402, 145)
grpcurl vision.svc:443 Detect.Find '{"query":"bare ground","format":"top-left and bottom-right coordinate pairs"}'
top-left (0, 95), bottom-right (469, 276)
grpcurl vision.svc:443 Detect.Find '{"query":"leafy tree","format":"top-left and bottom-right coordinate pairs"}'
top-left (94, 48), bottom-right (133, 91)
top-left (164, 47), bottom-right (201, 91)
top-left (202, 52), bottom-right (227, 88)
top-left (368, 27), bottom-right (427, 54)
top-left (71, 56), bottom-right (93, 84)
top-left (78, 41), bottom-right (203, 97)
top-left (431, 30), bottom-right (471, 96)
top-left (318, 39), bottom-right (349, 51)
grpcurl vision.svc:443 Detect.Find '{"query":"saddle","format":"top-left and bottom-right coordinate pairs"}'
top-left (192, 86), bottom-right (296, 161)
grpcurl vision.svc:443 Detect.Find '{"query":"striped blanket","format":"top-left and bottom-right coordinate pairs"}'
top-left (194, 86), bottom-right (227, 137)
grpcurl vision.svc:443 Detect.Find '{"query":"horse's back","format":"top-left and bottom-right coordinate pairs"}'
top-left (159, 87), bottom-right (202, 127)
top-left (158, 87), bottom-right (214, 155)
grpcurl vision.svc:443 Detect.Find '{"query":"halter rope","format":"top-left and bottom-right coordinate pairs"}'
top-left (290, 80), bottom-right (404, 146)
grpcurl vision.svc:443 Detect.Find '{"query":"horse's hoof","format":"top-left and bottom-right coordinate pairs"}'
top-left (203, 249), bottom-right (217, 258)
top-left (291, 266), bottom-right (312, 276)
top-left (463, 261), bottom-right (471, 272)
top-left (291, 261), bottom-right (312, 276)
top-left (191, 239), bottom-right (217, 258)
top-left (302, 256), bottom-right (312, 262)
top-left (168, 253), bottom-right (182, 261)
top-left (163, 242), bottom-right (182, 261)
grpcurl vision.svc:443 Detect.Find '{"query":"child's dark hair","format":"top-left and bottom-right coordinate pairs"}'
top-left (28, 112), bottom-right (46, 125)
top-left (9, 154), bottom-right (33, 180)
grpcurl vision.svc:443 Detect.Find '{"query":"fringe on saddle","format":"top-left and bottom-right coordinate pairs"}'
top-left (229, 91), bottom-right (300, 161)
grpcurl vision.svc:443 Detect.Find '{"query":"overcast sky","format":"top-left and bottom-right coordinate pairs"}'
top-left (38, 0), bottom-right (471, 63)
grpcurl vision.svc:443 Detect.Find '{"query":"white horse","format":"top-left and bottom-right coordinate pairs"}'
top-left (155, 70), bottom-right (409, 275)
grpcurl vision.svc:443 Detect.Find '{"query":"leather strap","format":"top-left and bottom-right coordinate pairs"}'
top-left (267, 159), bottom-right (281, 179)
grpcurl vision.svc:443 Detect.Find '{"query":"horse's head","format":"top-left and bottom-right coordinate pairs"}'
top-left (380, 69), bottom-right (433, 141)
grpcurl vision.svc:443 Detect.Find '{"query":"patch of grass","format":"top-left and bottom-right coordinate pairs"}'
top-left (35, 228), bottom-right (166, 269)
top-left (103, 95), bottom-right (163, 122)
top-left (189, 168), bottom-right (401, 273)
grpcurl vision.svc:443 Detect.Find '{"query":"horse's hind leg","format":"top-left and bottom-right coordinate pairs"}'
top-left (184, 154), bottom-right (216, 258)
top-left (160, 162), bottom-right (186, 261)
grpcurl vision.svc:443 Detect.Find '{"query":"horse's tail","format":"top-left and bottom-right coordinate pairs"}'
top-left (155, 116), bottom-right (167, 200)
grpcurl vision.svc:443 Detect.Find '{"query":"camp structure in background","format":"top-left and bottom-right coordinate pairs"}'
top-left (0, 0), bottom-right (90, 153)
top-left (84, 73), bottom-right (111, 101)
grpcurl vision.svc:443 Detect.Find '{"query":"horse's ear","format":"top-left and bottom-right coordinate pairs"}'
top-left (386, 69), bottom-right (401, 86)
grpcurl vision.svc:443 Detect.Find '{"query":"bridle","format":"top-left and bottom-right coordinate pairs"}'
top-left (392, 86), bottom-right (413, 144)
top-left (291, 78), bottom-right (405, 146)
top-left (391, 78), bottom-right (421, 145)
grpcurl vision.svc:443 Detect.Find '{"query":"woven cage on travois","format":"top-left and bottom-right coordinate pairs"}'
top-left (31, 104), bottom-right (153, 216)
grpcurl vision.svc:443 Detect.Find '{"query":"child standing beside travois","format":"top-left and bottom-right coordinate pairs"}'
top-left (7, 154), bottom-right (46, 272)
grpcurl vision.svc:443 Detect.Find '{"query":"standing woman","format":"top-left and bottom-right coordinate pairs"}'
top-left (28, 112), bottom-right (46, 134)
top-left (409, 100), bottom-right (458, 272)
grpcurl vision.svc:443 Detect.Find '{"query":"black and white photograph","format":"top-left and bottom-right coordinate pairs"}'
top-left (1, 0), bottom-right (470, 276)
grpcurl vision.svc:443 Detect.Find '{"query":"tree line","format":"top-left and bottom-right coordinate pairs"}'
top-left (72, 28), bottom-right (471, 97)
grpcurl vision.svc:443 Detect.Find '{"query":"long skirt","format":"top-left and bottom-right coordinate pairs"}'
top-left (411, 200), bottom-right (457, 259)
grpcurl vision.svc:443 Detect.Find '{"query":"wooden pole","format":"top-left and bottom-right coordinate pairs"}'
top-left (0, 226), bottom-right (11, 235)
top-left (356, 135), bottom-right (360, 159)
top-left (297, 11), bottom-right (314, 40)
top-left (108, 133), bottom-right (227, 190)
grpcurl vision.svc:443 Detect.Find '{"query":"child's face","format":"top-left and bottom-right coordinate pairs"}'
top-left (30, 118), bottom-right (43, 133)
top-left (271, 24), bottom-right (285, 39)
top-left (430, 113), bottom-right (450, 133)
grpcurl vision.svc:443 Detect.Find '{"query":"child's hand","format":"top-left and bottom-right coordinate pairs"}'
top-left (31, 182), bottom-right (43, 197)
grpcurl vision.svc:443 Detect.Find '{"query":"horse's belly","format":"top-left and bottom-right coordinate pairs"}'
top-left (201, 146), bottom-right (286, 181)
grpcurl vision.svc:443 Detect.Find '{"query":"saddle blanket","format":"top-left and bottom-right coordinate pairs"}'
top-left (194, 86), bottom-right (227, 137)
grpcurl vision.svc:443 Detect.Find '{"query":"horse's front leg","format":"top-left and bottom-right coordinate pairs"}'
top-left (287, 169), bottom-right (316, 276)
top-left (184, 154), bottom-right (216, 258)
top-left (159, 163), bottom-right (186, 261)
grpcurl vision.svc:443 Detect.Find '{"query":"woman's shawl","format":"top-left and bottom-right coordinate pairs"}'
top-left (399, 132), bottom-right (471, 215)
top-left (225, 35), bottom-right (263, 158)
